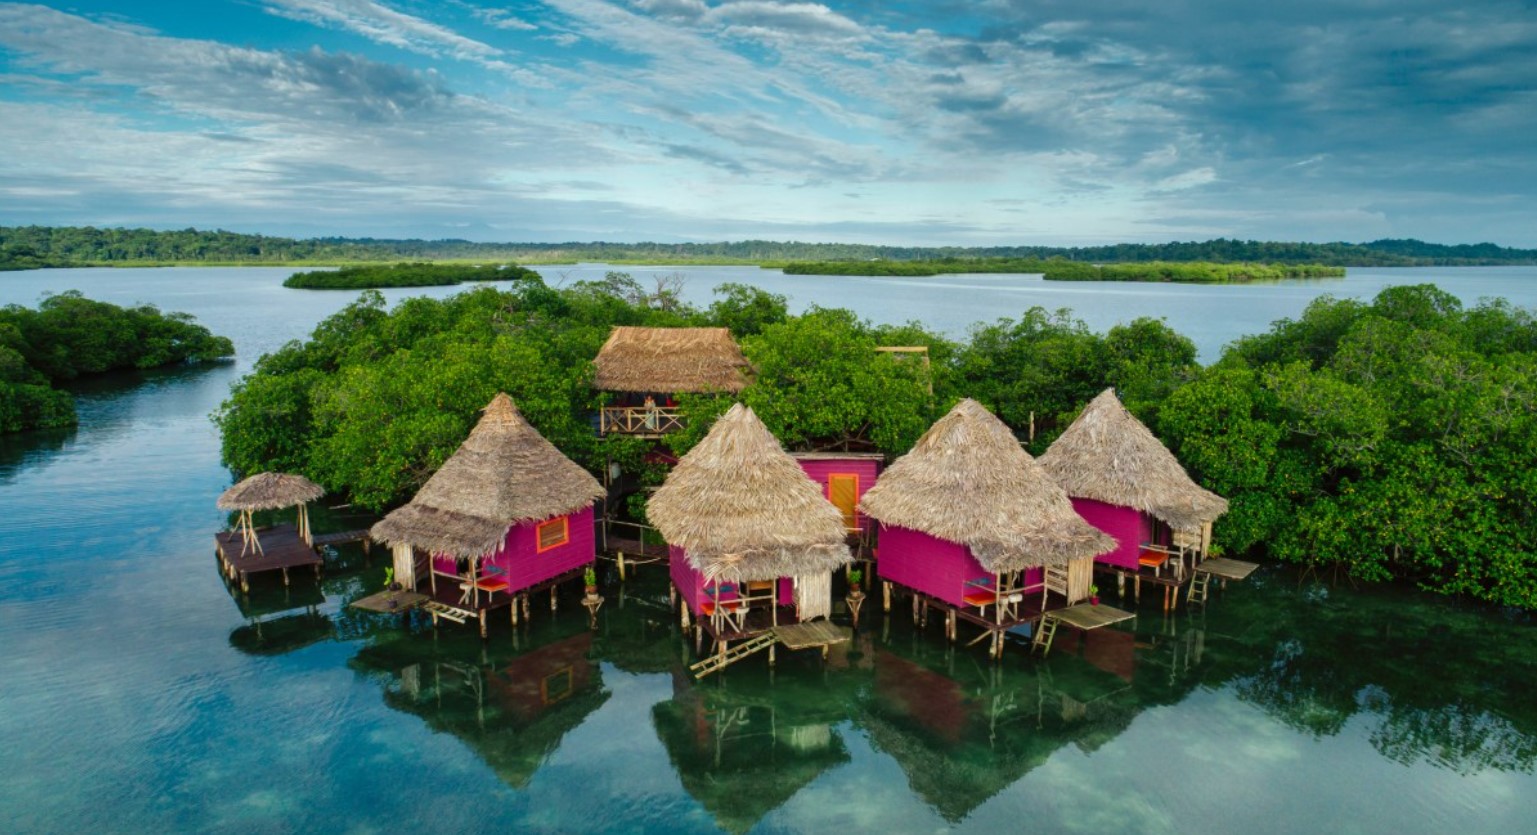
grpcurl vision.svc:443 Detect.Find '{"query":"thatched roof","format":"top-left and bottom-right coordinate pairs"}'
top-left (371, 394), bottom-right (604, 559)
top-left (591, 326), bottom-right (750, 393)
top-left (858, 399), bottom-right (1113, 571)
top-left (1038, 388), bottom-right (1228, 532)
top-left (217, 472), bottom-right (324, 511)
top-left (647, 403), bottom-right (851, 581)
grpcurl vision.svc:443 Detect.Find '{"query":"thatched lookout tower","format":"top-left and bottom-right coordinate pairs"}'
top-left (371, 393), bottom-right (604, 631)
top-left (859, 399), bottom-right (1114, 620)
top-left (591, 326), bottom-right (751, 436)
top-left (649, 403), bottom-right (851, 632)
top-left (1038, 388), bottom-right (1228, 574)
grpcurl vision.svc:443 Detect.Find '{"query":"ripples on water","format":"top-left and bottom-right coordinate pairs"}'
top-left (1, 266), bottom-right (1536, 832)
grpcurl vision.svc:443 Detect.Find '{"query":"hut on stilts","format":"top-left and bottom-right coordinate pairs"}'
top-left (592, 326), bottom-right (751, 437)
top-left (1038, 388), bottom-right (1236, 610)
top-left (370, 393), bottom-right (605, 637)
top-left (215, 472), bottom-right (326, 592)
top-left (859, 399), bottom-right (1117, 658)
top-left (648, 403), bottom-right (852, 668)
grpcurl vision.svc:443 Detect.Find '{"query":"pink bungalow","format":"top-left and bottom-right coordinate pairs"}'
top-left (790, 452), bottom-right (884, 536)
top-left (372, 393), bottom-right (605, 636)
top-left (859, 400), bottom-right (1114, 648)
top-left (648, 404), bottom-right (851, 646)
top-left (1038, 389), bottom-right (1228, 582)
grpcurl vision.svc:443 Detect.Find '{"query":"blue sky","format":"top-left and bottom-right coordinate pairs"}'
top-left (1, 1), bottom-right (1533, 245)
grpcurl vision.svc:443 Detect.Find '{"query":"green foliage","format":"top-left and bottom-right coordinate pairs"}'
top-left (707, 283), bottom-right (789, 337)
top-left (283, 262), bottom-right (540, 289)
top-left (783, 259), bottom-right (1344, 282)
top-left (0, 292), bottom-right (232, 433)
top-left (1159, 285), bottom-right (1537, 607)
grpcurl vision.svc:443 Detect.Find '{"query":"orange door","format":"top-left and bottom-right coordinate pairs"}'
top-left (828, 474), bottom-right (859, 532)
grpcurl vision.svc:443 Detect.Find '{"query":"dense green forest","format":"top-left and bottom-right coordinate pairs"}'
top-left (4, 225), bottom-right (1535, 270)
top-left (1, 292), bottom-right (234, 433)
top-left (283, 262), bottom-right (542, 289)
top-left (783, 259), bottom-right (1346, 281)
top-left (216, 275), bottom-right (1537, 608)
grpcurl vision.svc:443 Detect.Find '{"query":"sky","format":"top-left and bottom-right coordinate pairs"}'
top-left (0, 1), bottom-right (1533, 246)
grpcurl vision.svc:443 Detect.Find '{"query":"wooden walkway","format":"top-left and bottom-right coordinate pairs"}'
top-left (1033, 603), bottom-right (1136, 657)
top-left (311, 529), bottom-right (372, 552)
top-left (690, 620), bottom-right (852, 679)
top-left (216, 524), bottom-right (323, 592)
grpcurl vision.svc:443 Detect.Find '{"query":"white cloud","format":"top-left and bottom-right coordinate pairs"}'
top-left (263, 0), bottom-right (500, 59)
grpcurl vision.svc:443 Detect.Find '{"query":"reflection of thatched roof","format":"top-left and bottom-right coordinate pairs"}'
top-left (1038, 388), bottom-right (1228, 532)
top-left (371, 394), bottom-right (603, 559)
top-left (647, 404), bottom-right (851, 581)
top-left (592, 326), bottom-right (750, 393)
top-left (859, 399), bottom-right (1113, 571)
top-left (217, 472), bottom-right (324, 511)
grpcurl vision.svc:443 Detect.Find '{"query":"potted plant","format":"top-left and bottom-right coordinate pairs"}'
top-left (847, 567), bottom-right (863, 594)
top-left (1089, 584), bottom-right (1100, 606)
top-left (583, 565), bottom-right (598, 595)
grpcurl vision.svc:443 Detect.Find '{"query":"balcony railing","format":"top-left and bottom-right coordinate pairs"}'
top-left (600, 406), bottom-right (685, 436)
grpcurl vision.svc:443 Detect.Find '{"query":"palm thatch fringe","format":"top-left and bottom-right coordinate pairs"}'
top-left (371, 393), bottom-right (604, 559)
top-left (859, 399), bottom-right (1114, 572)
top-left (1038, 388), bottom-right (1228, 532)
top-left (592, 326), bottom-right (751, 393)
top-left (647, 403), bottom-right (851, 581)
top-left (217, 472), bottom-right (324, 511)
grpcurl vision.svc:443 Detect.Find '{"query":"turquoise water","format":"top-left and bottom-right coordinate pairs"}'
top-left (2, 266), bottom-right (1536, 832)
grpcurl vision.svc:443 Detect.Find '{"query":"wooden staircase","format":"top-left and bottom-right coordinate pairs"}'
top-left (690, 631), bottom-right (778, 679)
top-left (419, 600), bottom-right (471, 624)
top-left (1032, 615), bottom-right (1061, 656)
top-left (1187, 571), bottom-right (1212, 606)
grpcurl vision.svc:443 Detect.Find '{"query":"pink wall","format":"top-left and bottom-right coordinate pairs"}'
top-left (432, 505), bottom-right (596, 594)
top-left (796, 458), bottom-right (880, 533)
top-left (1071, 498), bottom-right (1150, 571)
top-left (669, 544), bottom-right (798, 616)
top-left (877, 524), bottom-right (1042, 609)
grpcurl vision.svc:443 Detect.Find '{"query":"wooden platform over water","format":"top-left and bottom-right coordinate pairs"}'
top-left (350, 589), bottom-right (427, 613)
top-left (216, 524), bottom-right (322, 591)
top-left (773, 620), bottom-right (851, 651)
top-left (1052, 602), bottom-right (1136, 630)
top-left (311, 529), bottom-right (372, 551)
top-left (1197, 557), bottom-right (1259, 581)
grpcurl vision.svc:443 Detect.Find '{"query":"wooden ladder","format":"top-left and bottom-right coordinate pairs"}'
top-left (690, 631), bottom-right (778, 679)
top-left (1032, 615), bottom-right (1060, 656)
top-left (1188, 572), bottom-right (1212, 606)
top-left (420, 600), bottom-right (470, 624)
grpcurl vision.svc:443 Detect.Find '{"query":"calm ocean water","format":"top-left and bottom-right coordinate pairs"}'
top-left (1, 265), bottom-right (1535, 833)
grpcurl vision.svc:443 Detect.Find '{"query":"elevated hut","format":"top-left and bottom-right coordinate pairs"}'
top-left (1038, 389), bottom-right (1228, 582)
top-left (859, 399), bottom-right (1114, 645)
top-left (649, 404), bottom-right (851, 641)
top-left (591, 326), bottom-right (750, 436)
top-left (371, 393), bottom-right (604, 634)
top-left (215, 472), bottom-right (326, 591)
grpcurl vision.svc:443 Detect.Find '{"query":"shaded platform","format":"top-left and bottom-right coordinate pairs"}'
top-left (216, 524), bottom-right (323, 591)
top-left (1197, 557), bottom-right (1259, 581)
top-left (350, 589), bottom-right (428, 613)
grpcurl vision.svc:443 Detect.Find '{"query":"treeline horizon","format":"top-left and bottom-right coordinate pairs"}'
top-left (3, 224), bottom-right (1537, 270)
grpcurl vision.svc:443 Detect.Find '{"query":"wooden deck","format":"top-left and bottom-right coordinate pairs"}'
top-left (1052, 602), bottom-right (1136, 630)
top-left (773, 620), bottom-right (851, 651)
top-left (311, 529), bottom-right (372, 552)
top-left (350, 589), bottom-right (427, 614)
top-left (689, 619), bottom-right (852, 678)
top-left (216, 524), bottom-right (323, 592)
top-left (1196, 557), bottom-right (1259, 581)
top-left (882, 579), bottom-right (1070, 660)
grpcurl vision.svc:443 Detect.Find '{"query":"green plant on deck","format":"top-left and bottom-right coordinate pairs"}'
top-left (847, 567), bottom-right (863, 588)
top-left (383, 566), bottom-right (395, 589)
top-left (583, 565), bottom-right (597, 589)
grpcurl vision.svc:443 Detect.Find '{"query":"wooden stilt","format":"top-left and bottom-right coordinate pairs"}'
top-left (694, 625), bottom-right (702, 654)
top-left (551, 586), bottom-right (558, 612)
top-left (883, 580), bottom-right (892, 612)
top-left (479, 610), bottom-right (488, 639)
top-left (947, 610), bottom-right (956, 642)
top-left (769, 644), bottom-right (777, 666)
top-left (1135, 575), bottom-right (1142, 603)
top-left (281, 567), bottom-right (290, 586)
top-left (521, 594), bottom-right (531, 622)
top-left (618, 551), bottom-right (626, 581)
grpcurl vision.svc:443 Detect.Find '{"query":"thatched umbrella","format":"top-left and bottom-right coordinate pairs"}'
top-left (218, 472), bottom-right (325, 555)
top-left (648, 403), bottom-right (850, 585)
top-left (592, 326), bottom-right (751, 393)
top-left (859, 399), bottom-right (1114, 572)
top-left (1038, 388), bottom-right (1227, 534)
top-left (371, 393), bottom-right (605, 561)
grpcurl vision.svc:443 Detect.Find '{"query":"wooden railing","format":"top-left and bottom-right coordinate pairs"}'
top-left (600, 406), bottom-right (685, 436)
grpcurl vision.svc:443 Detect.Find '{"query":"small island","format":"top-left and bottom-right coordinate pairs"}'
top-left (1, 291), bottom-right (234, 433)
top-left (282, 262), bottom-right (542, 289)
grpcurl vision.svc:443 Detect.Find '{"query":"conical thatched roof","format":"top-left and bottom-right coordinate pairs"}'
top-left (592, 326), bottom-right (750, 393)
top-left (371, 394), bottom-right (604, 559)
top-left (217, 472), bottom-right (324, 511)
top-left (859, 399), bottom-right (1113, 571)
top-left (647, 403), bottom-right (850, 581)
top-left (1038, 388), bottom-right (1227, 532)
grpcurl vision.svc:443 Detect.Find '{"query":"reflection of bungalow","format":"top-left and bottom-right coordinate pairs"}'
top-left (650, 404), bottom-right (851, 647)
top-left (592, 326), bottom-right (751, 437)
top-left (652, 671), bottom-right (850, 834)
top-left (371, 393), bottom-right (605, 636)
top-left (355, 630), bottom-right (608, 789)
top-left (859, 399), bottom-right (1113, 654)
top-left (1038, 389), bottom-right (1228, 590)
top-left (790, 452), bottom-right (883, 536)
